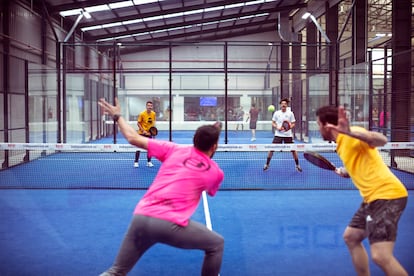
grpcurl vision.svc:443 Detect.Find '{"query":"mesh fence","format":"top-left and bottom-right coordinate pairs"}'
top-left (1, 142), bottom-right (413, 190)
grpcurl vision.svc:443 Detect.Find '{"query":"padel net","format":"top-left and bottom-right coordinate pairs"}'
top-left (0, 142), bottom-right (413, 190)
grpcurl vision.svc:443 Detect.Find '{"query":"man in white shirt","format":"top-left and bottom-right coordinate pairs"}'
top-left (263, 98), bottom-right (302, 172)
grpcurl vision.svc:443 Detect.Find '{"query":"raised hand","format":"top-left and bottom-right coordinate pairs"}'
top-left (99, 98), bottom-right (121, 117)
top-left (327, 106), bottom-right (387, 147)
top-left (326, 106), bottom-right (351, 135)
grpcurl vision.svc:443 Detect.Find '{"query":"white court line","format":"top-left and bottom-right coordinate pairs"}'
top-left (202, 191), bottom-right (221, 276)
top-left (202, 191), bottom-right (213, 230)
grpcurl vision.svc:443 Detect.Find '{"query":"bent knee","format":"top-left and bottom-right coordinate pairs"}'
top-left (343, 227), bottom-right (365, 246)
top-left (211, 234), bottom-right (224, 252)
top-left (370, 242), bottom-right (394, 267)
top-left (216, 235), bottom-right (224, 250)
top-left (371, 250), bottom-right (394, 269)
top-left (371, 251), bottom-right (386, 266)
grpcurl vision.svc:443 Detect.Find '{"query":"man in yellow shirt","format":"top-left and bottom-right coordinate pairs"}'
top-left (316, 105), bottom-right (408, 276)
top-left (134, 101), bottom-right (156, 168)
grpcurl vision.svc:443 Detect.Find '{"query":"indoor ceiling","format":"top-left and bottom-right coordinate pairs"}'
top-left (36, 0), bottom-right (395, 49)
top-left (41, 0), bottom-right (307, 44)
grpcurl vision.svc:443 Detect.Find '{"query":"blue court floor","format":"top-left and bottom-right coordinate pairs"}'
top-left (0, 189), bottom-right (413, 276)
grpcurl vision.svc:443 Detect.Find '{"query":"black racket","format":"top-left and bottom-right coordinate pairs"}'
top-left (149, 126), bottom-right (158, 136)
top-left (304, 151), bottom-right (350, 178)
top-left (304, 151), bottom-right (335, 170)
top-left (281, 120), bottom-right (291, 131)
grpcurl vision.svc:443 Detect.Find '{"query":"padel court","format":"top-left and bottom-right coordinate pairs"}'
top-left (2, 1), bottom-right (413, 274)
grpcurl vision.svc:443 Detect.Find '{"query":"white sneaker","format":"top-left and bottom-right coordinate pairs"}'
top-left (296, 165), bottom-right (302, 172)
top-left (263, 164), bottom-right (269, 171)
top-left (251, 137), bottom-right (256, 141)
top-left (147, 162), bottom-right (154, 167)
top-left (134, 162), bottom-right (139, 168)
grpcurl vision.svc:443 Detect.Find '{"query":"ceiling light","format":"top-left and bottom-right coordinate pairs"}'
top-left (84, 5), bottom-right (110, 13)
top-left (245, 0), bottom-right (266, 6)
top-left (302, 12), bottom-right (311, 19)
top-left (102, 22), bottom-right (123, 28)
top-left (164, 13), bottom-right (182, 18)
top-left (109, 1), bottom-right (134, 9)
top-left (183, 10), bottom-right (200, 16)
top-left (204, 6), bottom-right (224, 12)
top-left (81, 25), bottom-right (102, 32)
top-left (225, 3), bottom-right (245, 9)
top-left (133, 0), bottom-right (162, 5)
top-left (60, 9), bottom-right (83, 17)
top-left (144, 15), bottom-right (164, 21)
top-left (122, 19), bottom-right (143, 25)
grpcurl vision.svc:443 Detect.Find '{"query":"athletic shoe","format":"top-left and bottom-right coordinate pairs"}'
top-left (147, 162), bottom-right (154, 167)
top-left (296, 165), bottom-right (302, 172)
top-left (263, 164), bottom-right (269, 171)
top-left (134, 162), bottom-right (139, 168)
top-left (251, 137), bottom-right (256, 141)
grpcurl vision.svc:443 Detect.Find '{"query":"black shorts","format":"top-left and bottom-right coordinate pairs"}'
top-left (249, 121), bottom-right (257, 130)
top-left (272, 136), bottom-right (293, 144)
top-left (348, 197), bottom-right (407, 244)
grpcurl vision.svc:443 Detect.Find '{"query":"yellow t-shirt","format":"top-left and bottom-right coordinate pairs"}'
top-left (336, 126), bottom-right (407, 203)
top-left (137, 110), bottom-right (156, 135)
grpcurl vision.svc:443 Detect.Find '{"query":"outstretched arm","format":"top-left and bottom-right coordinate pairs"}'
top-left (326, 106), bottom-right (388, 147)
top-left (99, 98), bottom-right (149, 149)
top-left (346, 127), bottom-right (387, 147)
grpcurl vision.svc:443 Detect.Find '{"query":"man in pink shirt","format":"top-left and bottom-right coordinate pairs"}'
top-left (99, 98), bottom-right (224, 276)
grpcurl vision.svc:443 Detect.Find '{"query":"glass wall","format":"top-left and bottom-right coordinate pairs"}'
top-left (27, 64), bottom-right (57, 143)
top-left (56, 41), bottom-right (333, 143)
top-left (111, 42), bottom-right (289, 139)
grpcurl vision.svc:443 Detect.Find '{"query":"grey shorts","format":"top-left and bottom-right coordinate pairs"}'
top-left (348, 197), bottom-right (407, 244)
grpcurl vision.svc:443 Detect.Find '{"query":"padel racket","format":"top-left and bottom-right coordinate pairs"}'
top-left (281, 120), bottom-right (291, 131)
top-left (149, 126), bottom-right (158, 136)
top-left (304, 151), bottom-right (350, 178)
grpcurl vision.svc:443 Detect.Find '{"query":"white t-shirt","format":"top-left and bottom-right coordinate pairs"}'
top-left (272, 109), bottom-right (296, 137)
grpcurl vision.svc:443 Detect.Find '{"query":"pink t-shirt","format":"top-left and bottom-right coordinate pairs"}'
top-left (134, 139), bottom-right (224, 226)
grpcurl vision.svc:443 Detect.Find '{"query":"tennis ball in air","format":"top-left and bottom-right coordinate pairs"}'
top-left (268, 104), bottom-right (275, 112)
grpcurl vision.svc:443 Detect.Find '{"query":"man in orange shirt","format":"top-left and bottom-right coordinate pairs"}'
top-left (316, 105), bottom-right (408, 276)
top-left (134, 101), bottom-right (156, 168)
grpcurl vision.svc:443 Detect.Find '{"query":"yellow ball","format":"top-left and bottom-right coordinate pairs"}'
top-left (267, 104), bottom-right (275, 112)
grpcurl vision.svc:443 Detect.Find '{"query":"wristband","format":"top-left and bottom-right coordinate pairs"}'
top-left (112, 114), bottom-right (121, 122)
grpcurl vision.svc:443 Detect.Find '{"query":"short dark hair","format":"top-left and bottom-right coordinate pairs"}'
top-left (193, 124), bottom-right (220, 151)
top-left (316, 105), bottom-right (338, 125)
top-left (280, 98), bottom-right (290, 104)
top-left (146, 101), bottom-right (153, 105)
